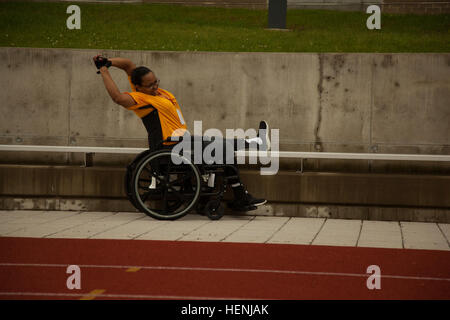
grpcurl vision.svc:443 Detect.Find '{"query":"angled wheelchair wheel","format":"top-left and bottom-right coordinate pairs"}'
top-left (131, 151), bottom-right (201, 220)
top-left (204, 199), bottom-right (224, 221)
top-left (125, 150), bottom-right (152, 211)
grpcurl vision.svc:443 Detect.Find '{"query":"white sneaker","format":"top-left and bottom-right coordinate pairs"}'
top-left (257, 120), bottom-right (271, 151)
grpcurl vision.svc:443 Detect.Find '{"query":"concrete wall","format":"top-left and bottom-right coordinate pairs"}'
top-left (3, 165), bottom-right (449, 207)
top-left (143, 0), bottom-right (267, 9)
top-left (382, 0), bottom-right (450, 14)
top-left (287, 0), bottom-right (381, 12)
top-left (146, 0), bottom-right (450, 14)
top-left (1, 164), bottom-right (449, 221)
top-left (0, 48), bottom-right (449, 173)
top-left (10, 0), bottom-right (450, 13)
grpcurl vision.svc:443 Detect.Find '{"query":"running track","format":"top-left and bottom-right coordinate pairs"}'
top-left (0, 237), bottom-right (449, 300)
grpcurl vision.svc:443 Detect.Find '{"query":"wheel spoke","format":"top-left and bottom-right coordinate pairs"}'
top-left (143, 166), bottom-right (164, 183)
top-left (138, 181), bottom-right (150, 190)
top-left (141, 191), bottom-right (151, 202)
top-left (163, 187), bottom-right (168, 212)
top-left (169, 170), bottom-right (193, 186)
top-left (167, 186), bottom-right (187, 202)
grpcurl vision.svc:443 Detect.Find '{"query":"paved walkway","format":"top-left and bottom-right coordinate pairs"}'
top-left (0, 210), bottom-right (449, 251)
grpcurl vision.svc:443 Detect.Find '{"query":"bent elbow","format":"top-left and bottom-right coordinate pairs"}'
top-left (111, 93), bottom-right (134, 108)
top-left (112, 95), bottom-right (124, 105)
top-left (126, 64), bottom-right (136, 76)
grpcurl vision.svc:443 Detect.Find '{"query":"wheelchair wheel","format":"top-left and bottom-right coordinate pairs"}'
top-left (125, 150), bottom-right (152, 211)
top-left (204, 199), bottom-right (224, 221)
top-left (131, 151), bottom-right (201, 220)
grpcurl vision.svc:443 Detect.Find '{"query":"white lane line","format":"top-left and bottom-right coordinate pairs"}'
top-left (0, 291), bottom-right (257, 300)
top-left (1, 262), bottom-right (449, 282)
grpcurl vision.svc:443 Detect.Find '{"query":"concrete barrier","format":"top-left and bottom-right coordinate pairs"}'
top-left (0, 48), bottom-right (448, 171)
top-left (17, 0), bottom-right (450, 13)
top-left (1, 164), bottom-right (449, 222)
top-left (0, 48), bottom-right (449, 218)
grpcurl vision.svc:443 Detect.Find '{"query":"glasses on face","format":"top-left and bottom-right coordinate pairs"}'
top-left (141, 79), bottom-right (160, 89)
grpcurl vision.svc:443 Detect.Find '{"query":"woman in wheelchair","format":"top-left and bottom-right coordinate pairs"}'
top-left (94, 55), bottom-right (270, 220)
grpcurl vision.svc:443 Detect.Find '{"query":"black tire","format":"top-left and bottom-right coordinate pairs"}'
top-left (124, 150), bottom-right (152, 210)
top-left (131, 151), bottom-right (201, 220)
top-left (204, 199), bottom-right (224, 220)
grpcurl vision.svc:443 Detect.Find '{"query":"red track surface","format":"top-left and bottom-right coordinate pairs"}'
top-left (0, 237), bottom-right (449, 300)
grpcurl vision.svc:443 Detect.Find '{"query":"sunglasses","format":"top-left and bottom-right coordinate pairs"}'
top-left (141, 78), bottom-right (160, 88)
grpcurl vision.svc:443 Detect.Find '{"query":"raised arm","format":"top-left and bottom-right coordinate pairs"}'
top-left (93, 55), bottom-right (137, 108)
top-left (98, 66), bottom-right (136, 108)
top-left (108, 57), bottom-right (136, 76)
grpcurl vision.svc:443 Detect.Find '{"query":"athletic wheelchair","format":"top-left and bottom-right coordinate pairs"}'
top-left (124, 136), bottom-right (241, 221)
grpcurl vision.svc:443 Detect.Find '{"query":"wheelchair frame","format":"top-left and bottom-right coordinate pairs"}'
top-left (124, 137), bottom-right (239, 221)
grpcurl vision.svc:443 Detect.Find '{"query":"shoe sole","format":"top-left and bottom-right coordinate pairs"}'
top-left (227, 201), bottom-right (266, 211)
top-left (258, 121), bottom-right (271, 152)
top-left (252, 199), bottom-right (267, 207)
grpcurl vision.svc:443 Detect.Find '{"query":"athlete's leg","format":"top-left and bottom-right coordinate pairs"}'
top-left (231, 120), bottom-right (271, 152)
top-left (221, 137), bottom-right (267, 209)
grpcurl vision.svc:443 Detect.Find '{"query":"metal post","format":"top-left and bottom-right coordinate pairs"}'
top-left (84, 152), bottom-right (94, 167)
top-left (268, 0), bottom-right (287, 29)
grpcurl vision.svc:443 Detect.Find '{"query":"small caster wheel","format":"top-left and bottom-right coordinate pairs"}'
top-left (204, 199), bottom-right (224, 220)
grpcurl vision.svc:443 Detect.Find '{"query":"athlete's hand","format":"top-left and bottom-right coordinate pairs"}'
top-left (93, 55), bottom-right (112, 74)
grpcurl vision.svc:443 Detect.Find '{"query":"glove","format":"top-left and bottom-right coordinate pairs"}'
top-left (93, 55), bottom-right (112, 74)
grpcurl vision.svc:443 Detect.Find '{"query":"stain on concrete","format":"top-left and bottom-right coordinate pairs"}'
top-left (332, 54), bottom-right (346, 74)
top-left (395, 81), bottom-right (400, 87)
top-left (343, 105), bottom-right (356, 113)
top-left (12, 198), bottom-right (55, 210)
top-left (287, 98), bottom-right (303, 116)
top-left (47, 200), bottom-right (57, 210)
top-left (305, 206), bottom-right (331, 218)
top-left (378, 104), bottom-right (388, 112)
top-left (381, 55), bottom-right (396, 68)
top-left (150, 51), bottom-right (165, 62)
top-left (315, 54), bottom-right (324, 148)
top-left (60, 199), bottom-right (88, 211)
top-left (306, 206), bottom-right (318, 217)
top-left (318, 207), bottom-right (331, 218)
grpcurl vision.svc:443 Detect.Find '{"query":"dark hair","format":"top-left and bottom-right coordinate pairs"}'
top-left (131, 66), bottom-right (152, 86)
